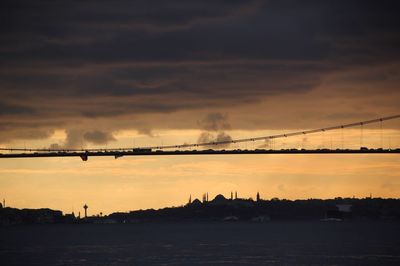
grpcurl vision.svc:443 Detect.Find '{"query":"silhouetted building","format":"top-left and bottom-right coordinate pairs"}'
top-left (211, 194), bottom-right (229, 205)
top-left (256, 192), bottom-right (261, 202)
top-left (191, 199), bottom-right (202, 206)
top-left (64, 213), bottom-right (76, 223)
top-left (202, 193), bottom-right (209, 203)
top-left (83, 204), bottom-right (88, 218)
top-left (0, 208), bottom-right (63, 225)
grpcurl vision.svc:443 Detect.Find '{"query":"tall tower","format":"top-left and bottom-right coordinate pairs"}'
top-left (256, 192), bottom-right (260, 202)
top-left (235, 191), bottom-right (238, 199)
top-left (2, 199), bottom-right (4, 208)
top-left (230, 191), bottom-right (233, 200)
top-left (188, 194), bottom-right (192, 204)
top-left (83, 204), bottom-right (88, 218)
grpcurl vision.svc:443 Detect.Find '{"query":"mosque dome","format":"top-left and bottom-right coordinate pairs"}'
top-left (213, 194), bottom-right (227, 202)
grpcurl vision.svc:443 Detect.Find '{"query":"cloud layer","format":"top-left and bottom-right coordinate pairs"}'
top-left (1, 0), bottom-right (400, 144)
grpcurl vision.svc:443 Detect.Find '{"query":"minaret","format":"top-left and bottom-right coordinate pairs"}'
top-left (83, 204), bottom-right (88, 218)
top-left (256, 192), bottom-right (260, 202)
top-left (2, 199), bottom-right (5, 208)
top-left (206, 192), bottom-right (209, 202)
top-left (188, 194), bottom-right (192, 204)
top-left (235, 191), bottom-right (238, 199)
top-left (230, 191), bottom-right (233, 200)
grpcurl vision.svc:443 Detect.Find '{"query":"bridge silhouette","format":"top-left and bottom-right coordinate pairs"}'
top-left (1, 115), bottom-right (400, 161)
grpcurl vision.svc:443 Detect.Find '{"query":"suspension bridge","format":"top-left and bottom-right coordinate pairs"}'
top-left (1, 115), bottom-right (400, 161)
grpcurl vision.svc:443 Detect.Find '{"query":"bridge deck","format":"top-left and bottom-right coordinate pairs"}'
top-left (0, 149), bottom-right (399, 159)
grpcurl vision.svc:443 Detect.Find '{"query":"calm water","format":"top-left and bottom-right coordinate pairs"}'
top-left (1, 221), bottom-right (400, 265)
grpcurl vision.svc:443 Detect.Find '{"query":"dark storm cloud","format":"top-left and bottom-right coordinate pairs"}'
top-left (0, 102), bottom-right (35, 115)
top-left (83, 130), bottom-right (116, 145)
top-left (0, 0), bottom-right (400, 143)
top-left (47, 129), bottom-right (116, 149)
top-left (1, 0), bottom-right (257, 34)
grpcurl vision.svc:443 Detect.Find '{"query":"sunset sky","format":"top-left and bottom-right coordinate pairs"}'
top-left (1, 0), bottom-right (400, 215)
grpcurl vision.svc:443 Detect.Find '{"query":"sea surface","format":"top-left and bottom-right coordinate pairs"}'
top-left (1, 221), bottom-right (400, 265)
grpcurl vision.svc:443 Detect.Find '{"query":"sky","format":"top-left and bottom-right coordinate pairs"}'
top-left (1, 0), bottom-right (400, 215)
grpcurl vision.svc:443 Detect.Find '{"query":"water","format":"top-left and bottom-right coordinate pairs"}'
top-left (1, 221), bottom-right (400, 265)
